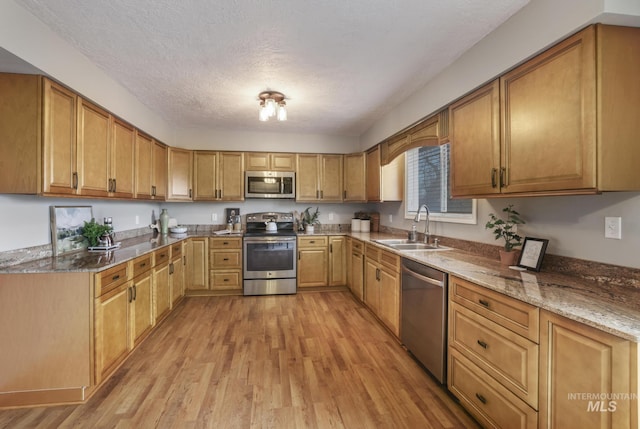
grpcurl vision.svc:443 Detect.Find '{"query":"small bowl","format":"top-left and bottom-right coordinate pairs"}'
top-left (170, 226), bottom-right (187, 234)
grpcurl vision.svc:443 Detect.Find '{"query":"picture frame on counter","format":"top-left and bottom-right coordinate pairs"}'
top-left (517, 237), bottom-right (549, 272)
top-left (50, 205), bottom-right (93, 256)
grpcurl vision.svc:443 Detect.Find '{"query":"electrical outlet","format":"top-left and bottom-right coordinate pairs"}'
top-left (605, 216), bottom-right (622, 239)
top-left (328, 213), bottom-right (334, 221)
top-left (212, 213), bottom-right (218, 222)
top-left (389, 214), bottom-right (393, 223)
top-left (135, 215), bottom-right (139, 225)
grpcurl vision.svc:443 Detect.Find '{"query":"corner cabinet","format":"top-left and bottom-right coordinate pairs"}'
top-left (366, 146), bottom-right (404, 202)
top-left (539, 310), bottom-right (638, 429)
top-left (450, 24), bottom-right (640, 197)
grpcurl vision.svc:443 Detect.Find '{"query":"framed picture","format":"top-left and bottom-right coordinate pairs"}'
top-left (50, 206), bottom-right (93, 256)
top-left (517, 237), bottom-right (549, 272)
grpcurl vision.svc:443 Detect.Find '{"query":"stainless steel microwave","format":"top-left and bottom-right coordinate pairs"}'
top-left (245, 171), bottom-right (295, 199)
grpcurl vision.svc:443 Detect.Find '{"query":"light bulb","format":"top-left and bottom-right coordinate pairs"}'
top-left (277, 103), bottom-right (287, 121)
top-left (265, 98), bottom-right (276, 117)
top-left (259, 104), bottom-right (269, 121)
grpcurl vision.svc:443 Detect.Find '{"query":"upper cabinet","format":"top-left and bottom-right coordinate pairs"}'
top-left (450, 24), bottom-right (640, 198)
top-left (193, 151), bottom-right (244, 201)
top-left (366, 146), bottom-right (404, 202)
top-left (110, 118), bottom-right (136, 199)
top-left (134, 132), bottom-right (167, 200)
top-left (343, 153), bottom-right (367, 202)
top-left (296, 154), bottom-right (343, 202)
top-left (167, 147), bottom-right (193, 201)
top-left (244, 152), bottom-right (295, 171)
top-left (77, 98), bottom-right (112, 198)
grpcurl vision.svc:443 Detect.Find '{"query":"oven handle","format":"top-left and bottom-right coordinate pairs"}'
top-left (243, 236), bottom-right (297, 243)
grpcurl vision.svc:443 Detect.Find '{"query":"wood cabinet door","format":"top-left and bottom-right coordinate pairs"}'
top-left (77, 98), bottom-right (111, 197)
top-left (320, 154), bottom-right (343, 201)
top-left (134, 131), bottom-right (153, 199)
top-left (379, 268), bottom-right (400, 337)
top-left (187, 238), bottom-right (209, 290)
top-left (193, 151), bottom-right (218, 200)
top-left (111, 118), bottom-right (135, 198)
top-left (152, 142), bottom-right (167, 199)
top-left (344, 153), bottom-right (366, 202)
top-left (539, 311), bottom-right (637, 429)
top-left (244, 152), bottom-right (270, 171)
top-left (296, 154), bottom-right (320, 201)
top-left (271, 153), bottom-right (295, 171)
top-left (94, 283), bottom-right (130, 383)
top-left (364, 258), bottom-right (380, 314)
top-left (218, 152), bottom-right (244, 200)
top-left (328, 236), bottom-right (346, 286)
top-left (170, 257), bottom-right (184, 306)
top-left (500, 27), bottom-right (596, 194)
top-left (449, 79), bottom-right (501, 197)
top-left (350, 250), bottom-right (364, 302)
top-left (298, 248), bottom-right (328, 287)
top-left (167, 147), bottom-right (193, 201)
top-left (366, 147), bottom-right (381, 202)
top-left (42, 79), bottom-right (77, 195)
top-left (131, 272), bottom-right (153, 347)
top-left (154, 263), bottom-right (171, 322)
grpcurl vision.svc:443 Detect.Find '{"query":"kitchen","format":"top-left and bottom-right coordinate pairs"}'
top-left (1, 0), bottom-right (640, 427)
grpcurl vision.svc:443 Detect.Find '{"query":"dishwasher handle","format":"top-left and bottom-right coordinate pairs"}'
top-left (402, 266), bottom-right (445, 288)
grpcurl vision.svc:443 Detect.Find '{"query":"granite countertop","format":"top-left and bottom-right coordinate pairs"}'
top-left (2, 230), bottom-right (639, 342)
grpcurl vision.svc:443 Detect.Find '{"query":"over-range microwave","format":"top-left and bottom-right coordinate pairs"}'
top-left (245, 171), bottom-right (295, 199)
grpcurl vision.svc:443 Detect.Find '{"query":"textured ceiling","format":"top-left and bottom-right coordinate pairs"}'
top-left (15, 0), bottom-right (528, 136)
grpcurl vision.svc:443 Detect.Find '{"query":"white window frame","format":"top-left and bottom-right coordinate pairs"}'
top-left (404, 145), bottom-right (477, 225)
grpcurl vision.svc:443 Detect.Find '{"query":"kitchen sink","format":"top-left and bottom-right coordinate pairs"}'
top-left (373, 239), bottom-right (450, 251)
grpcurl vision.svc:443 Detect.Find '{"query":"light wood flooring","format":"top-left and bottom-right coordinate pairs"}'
top-left (0, 291), bottom-right (479, 428)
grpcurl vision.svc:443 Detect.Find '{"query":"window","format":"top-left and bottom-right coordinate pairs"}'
top-left (405, 143), bottom-right (476, 224)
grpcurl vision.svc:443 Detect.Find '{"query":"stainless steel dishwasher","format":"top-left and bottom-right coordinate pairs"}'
top-left (401, 258), bottom-right (448, 384)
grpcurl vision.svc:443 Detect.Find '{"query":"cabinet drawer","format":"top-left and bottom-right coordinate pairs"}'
top-left (96, 263), bottom-right (129, 296)
top-left (351, 239), bottom-right (364, 254)
top-left (154, 248), bottom-right (170, 266)
top-left (450, 302), bottom-right (538, 408)
top-left (132, 254), bottom-right (152, 278)
top-left (449, 348), bottom-right (538, 429)
top-left (450, 276), bottom-right (539, 342)
top-left (209, 237), bottom-right (241, 249)
top-left (365, 243), bottom-right (381, 260)
top-left (209, 270), bottom-right (242, 290)
top-left (298, 236), bottom-right (328, 248)
top-left (210, 250), bottom-right (241, 268)
top-left (171, 242), bottom-right (182, 259)
top-left (380, 249), bottom-right (400, 273)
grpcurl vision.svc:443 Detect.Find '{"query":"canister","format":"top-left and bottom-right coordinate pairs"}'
top-left (351, 218), bottom-right (361, 232)
top-left (360, 219), bottom-right (371, 232)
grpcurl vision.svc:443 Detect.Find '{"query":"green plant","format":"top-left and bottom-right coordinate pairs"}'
top-left (82, 219), bottom-right (112, 247)
top-left (302, 207), bottom-right (320, 227)
top-left (485, 204), bottom-right (525, 251)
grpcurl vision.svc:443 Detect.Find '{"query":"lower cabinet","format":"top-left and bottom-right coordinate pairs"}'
top-left (539, 310), bottom-right (638, 429)
top-left (130, 254), bottom-right (154, 348)
top-left (209, 237), bottom-right (242, 292)
top-left (169, 242), bottom-right (185, 306)
top-left (328, 236), bottom-right (347, 286)
top-left (298, 236), bottom-right (329, 287)
top-left (448, 275), bottom-right (539, 429)
top-left (154, 256), bottom-right (171, 323)
top-left (349, 238), bottom-right (364, 301)
top-left (186, 237), bottom-right (209, 291)
top-left (94, 282), bottom-right (131, 384)
top-left (364, 243), bottom-right (400, 337)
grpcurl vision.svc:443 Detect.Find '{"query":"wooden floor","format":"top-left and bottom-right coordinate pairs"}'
top-left (0, 291), bottom-right (479, 428)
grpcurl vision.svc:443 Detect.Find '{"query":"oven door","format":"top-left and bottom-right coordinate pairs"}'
top-left (243, 236), bottom-right (297, 279)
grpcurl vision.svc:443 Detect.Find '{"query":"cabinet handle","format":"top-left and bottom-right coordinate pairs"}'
top-left (133, 285), bottom-right (137, 300)
top-left (376, 268), bottom-right (380, 281)
top-left (108, 178), bottom-right (112, 192)
top-left (183, 255), bottom-right (186, 266)
top-left (320, 190), bottom-right (324, 199)
top-left (112, 274), bottom-right (120, 281)
top-left (223, 278), bottom-right (229, 282)
top-left (223, 242), bottom-right (228, 245)
top-left (309, 240), bottom-right (315, 244)
top-left (477, 340), bottom-right (488, 349)
top-left (330, 243), bottom-right (333, 253)
top-left (343, 190), bottom-right (347, 199)
top-left (152, 185), bottom-right (156, 196)
top-left (298, 251), bottom-right (301, 260)
top-left (72, 172), bottom-right (78, 189)
top-left (128, 287), bottom-right (133, 303)
top-left (223, 258), bottom-right (229, 261)
top-left (140, 262), bottom-right (146, 268)
top-left (499, 167), bottom-right (506, 188)
top-left (478, 299), bottom-right (490, 308)
top-left (113, 178), bottom-right (116, 192)
top-left (491, 168), bottom-right (497, 188)
top-left (316, 190), bottom-right (320, 199)
top-left (169, 263), bottom-right (174, 274)
top-left (475, 393), bottom-right (487, 404)
top-left (189, 188), bottom-right (192, 198)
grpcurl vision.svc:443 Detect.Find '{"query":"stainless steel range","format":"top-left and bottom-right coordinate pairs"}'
top-left (243, 212), bottom-right (297, 295)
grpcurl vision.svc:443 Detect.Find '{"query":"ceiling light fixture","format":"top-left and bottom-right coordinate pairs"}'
top-left (258, 91), bottom-right (287, 122)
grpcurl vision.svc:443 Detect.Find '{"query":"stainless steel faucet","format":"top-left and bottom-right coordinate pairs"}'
top-left (414, 204), bottom-right (430, 244)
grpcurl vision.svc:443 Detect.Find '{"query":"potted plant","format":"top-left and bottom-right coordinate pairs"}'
top-left (302, 207), bottom-right (320, 234)
top-left (82, 218), bottom-right (113, 248)
top-left (485, 204), bottom-right (525, 265)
